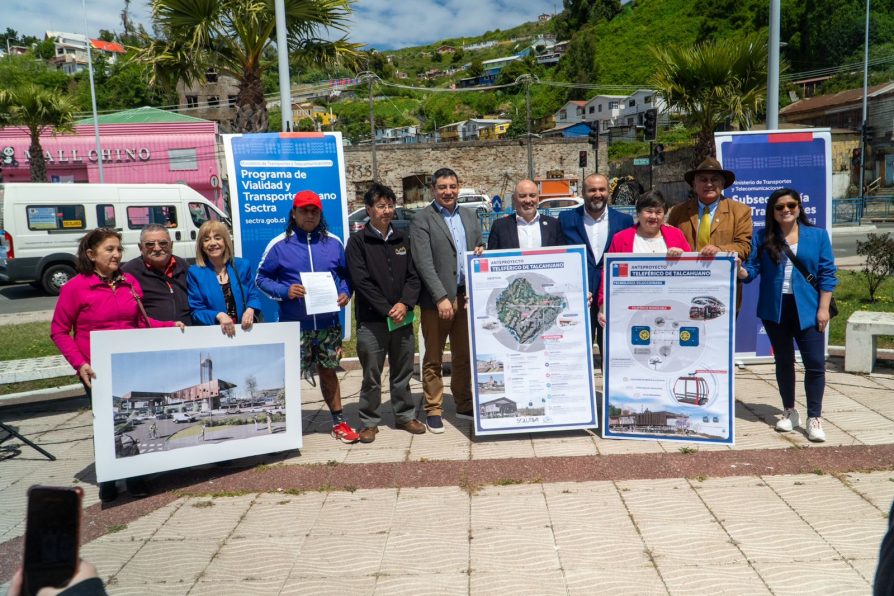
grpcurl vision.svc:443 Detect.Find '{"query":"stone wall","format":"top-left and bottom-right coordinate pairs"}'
top-left (342, 137), bottom-right (604, 209)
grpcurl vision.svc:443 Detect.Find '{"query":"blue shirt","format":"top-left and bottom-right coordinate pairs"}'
top-left (698, 199), bottom-right (720, 223)
top-left (435, 202), bottom-right (468, 286)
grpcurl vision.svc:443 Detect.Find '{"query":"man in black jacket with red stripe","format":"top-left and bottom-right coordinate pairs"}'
top-left (346, 183), bottom-right (424, 443)
top-left (121, 224), bottom-right (192, 325)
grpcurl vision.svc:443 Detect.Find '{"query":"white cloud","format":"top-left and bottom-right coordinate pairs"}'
top-left (4, 0), bottom-right (152, 39)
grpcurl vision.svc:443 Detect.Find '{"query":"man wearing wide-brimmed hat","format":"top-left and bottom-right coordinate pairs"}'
top-left (667, 156), bottom-right (753, 311)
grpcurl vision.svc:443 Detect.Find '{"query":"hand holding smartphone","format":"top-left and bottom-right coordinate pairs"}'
top-left (21, 486), bottom-right (83, 596)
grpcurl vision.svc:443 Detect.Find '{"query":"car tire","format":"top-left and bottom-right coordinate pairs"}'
top-left (41, 264), bottom-right (76, 295)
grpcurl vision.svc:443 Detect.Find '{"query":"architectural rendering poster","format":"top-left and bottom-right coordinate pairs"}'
top-left (222, 131), bottom-right (351, 336)
top-left (90, 323), bottom-right (301, 482)
top-left (716, 129), bottom-right (832, 358)
top-left (466, 246), bottom-right (597, 436)
top-left (603, 254), bottom-right (735, 445)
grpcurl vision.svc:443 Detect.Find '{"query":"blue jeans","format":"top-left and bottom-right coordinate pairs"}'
top-left (762, 294), bottom-right (826, 418)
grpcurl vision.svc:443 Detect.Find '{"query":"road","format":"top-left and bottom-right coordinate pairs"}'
top-left (0, 223), bottom-right (890, 318)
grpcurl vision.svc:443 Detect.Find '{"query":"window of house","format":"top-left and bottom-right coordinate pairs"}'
top-left (627, 117), bottom-right (634, 125)
top-left (206, 70), bottom-right (218, 83)
top-left (207, 96), bottom-right (219, 107)
top-left (598, 104), bottom-right (603, 113)
top-left (589, 106), bottom-right (594, 114)
top-left (26, 205), bottom-right (86, 231)
top-left (645, 95), bottom-right (653, 104)
top-left (127, 206), bottom-right (178, 230)
top-left (96, 204), bottom-right (116, 228)
top-left (609, 101), bottom-right (619, 109)
top-left (168, 148), bottom-right (198, 171)
top-left (629, 99), bottom-right (636, 107)
top-left (228, 95), bottom-right (238, 107)
top-left (185, 95), bottom-right (198, 108)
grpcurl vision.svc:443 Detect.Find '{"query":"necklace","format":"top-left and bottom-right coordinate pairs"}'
top-left (216, 269), bottom-right (228, 283)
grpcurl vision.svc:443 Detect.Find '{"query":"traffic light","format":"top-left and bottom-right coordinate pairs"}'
top-left (863, 123), bottom-right (875, 140)
top-left (587, 121), bottom-right (599, 147)
top-left (643, 108), bottom-right (658, 141)
top-left (652, 143), bottom-right (665, 165)
top-left (579, 150), bottom-right (587, 168)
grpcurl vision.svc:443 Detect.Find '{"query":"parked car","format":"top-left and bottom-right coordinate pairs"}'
top-left (172, 412), bottom-right (196, 424)
top-left (348, 208), bottom-right (368, 234)
top-left (349, 207), bottom-right (416, 235)
top-left (538, 197), bottom-right (584, 213)
top-left (155, 412), bottom-right (171, 420)
top-left (456, 191), bottom-right (492, 215)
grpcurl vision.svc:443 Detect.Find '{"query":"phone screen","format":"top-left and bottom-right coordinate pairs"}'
top-left (23, 486), bottom-right (82, 595)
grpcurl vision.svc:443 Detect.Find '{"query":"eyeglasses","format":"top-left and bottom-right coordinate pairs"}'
top-left (774, 202), bottom-right (799, 212)
top-left (143, 241), bottom-right (171, 248)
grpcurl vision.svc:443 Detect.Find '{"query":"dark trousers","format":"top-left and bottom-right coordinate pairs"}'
top-left (762, 294), bottom-right (826, 418)
top-left (356, 320), bottom-right (416, 427)
top-left (589, 300), bottom-right (603, 358)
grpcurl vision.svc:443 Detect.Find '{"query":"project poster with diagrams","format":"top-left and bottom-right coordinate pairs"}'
top-left (466, 246), bottom-right (597, 436)
top-left (603, 254), bottom-right (736, 444)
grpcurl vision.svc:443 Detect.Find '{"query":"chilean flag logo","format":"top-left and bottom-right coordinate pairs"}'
top-left (612, 263), bottom-right (629, 277)
top-left (474, 259), bottom-right (489, 273)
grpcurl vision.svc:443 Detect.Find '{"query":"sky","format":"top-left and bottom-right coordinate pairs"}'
top-left (4, 0), bottom-right (560, 50)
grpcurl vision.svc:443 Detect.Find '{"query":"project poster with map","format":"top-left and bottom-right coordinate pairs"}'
top-left (466, 246), bottom-right (597, 436)
top-left (603, 254), bottom-right (735, 445)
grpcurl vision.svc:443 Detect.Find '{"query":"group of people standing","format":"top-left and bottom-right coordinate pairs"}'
top-left (49, 158), bottom-right (838, 502)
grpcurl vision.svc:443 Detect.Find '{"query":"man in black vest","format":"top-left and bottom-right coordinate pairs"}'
top-left (121, 224), bottom-right (192, 325)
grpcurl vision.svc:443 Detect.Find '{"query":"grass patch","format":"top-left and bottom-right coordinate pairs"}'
top-left (106, 523), bottom-right (127, 533)
top-left (678, 446), bottom-right (698, 454)
top-left (0, 376), bottom-right (78, 396)
top-left (496, 478), bottom-right (524, 486)
top-left (830, 270), bottom-right (894, 348)
top-left (191, 500), bottom-right (215, 508)
top-left (0, 321), bottom-right (55, 361)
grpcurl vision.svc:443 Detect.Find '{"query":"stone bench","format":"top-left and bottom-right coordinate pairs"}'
top-left (0, 355), bottom-right (72, 385)
top-left (845, 311), bottom-right (894, 373)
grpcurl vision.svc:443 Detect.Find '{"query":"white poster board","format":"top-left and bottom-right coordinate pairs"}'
top-left (91, 323), bottom-right (301, 481)
top-left (602, 254), bottom-right (735, 444)
top-left (466, 246), bottom-right (598, 435)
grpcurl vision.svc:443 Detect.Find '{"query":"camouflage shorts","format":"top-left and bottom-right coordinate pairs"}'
top-left (300, 325), bottom-right (342, 377)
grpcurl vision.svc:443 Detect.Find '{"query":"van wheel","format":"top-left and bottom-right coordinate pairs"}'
top-left (41, 264), bottom-right (76, 295)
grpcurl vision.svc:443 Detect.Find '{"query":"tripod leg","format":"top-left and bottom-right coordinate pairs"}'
top-left (0, 422), bottom-right (56, 461)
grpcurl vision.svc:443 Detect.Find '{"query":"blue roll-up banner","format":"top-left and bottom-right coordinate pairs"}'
top-left (222, 132), bottom-right (351, 335)
top-left (715, 129), bottom-right (832, 359)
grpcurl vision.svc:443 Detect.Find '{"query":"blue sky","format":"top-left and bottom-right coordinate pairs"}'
top-left (4, 0), bottom-right (559, 50)
top-left (111, 343), bottom-right (286, 397)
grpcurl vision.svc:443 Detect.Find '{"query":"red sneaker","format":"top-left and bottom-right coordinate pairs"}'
top-left (331, 421), bottom-right (359, 444)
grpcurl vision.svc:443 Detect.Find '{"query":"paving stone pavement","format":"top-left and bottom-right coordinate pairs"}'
top-left (1, 360), bottom-right (893, 594)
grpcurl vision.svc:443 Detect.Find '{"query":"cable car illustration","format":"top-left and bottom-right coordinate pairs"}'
top-left (673, 375), bottom-right (709, 406)
top-left (689, 296), bottom-right (726, 320)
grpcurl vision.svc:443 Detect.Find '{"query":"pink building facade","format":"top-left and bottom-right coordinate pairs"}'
top-left (0, 120), bottom-right (222, 204)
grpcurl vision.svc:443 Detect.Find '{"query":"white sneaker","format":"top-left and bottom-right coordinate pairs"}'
top-left (807, 417), bottom-right (827, 442)
top-left (775, 408), bottom-right (800, 432)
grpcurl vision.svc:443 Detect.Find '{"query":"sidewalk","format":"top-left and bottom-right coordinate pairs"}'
top-left (1, 361), bottom-right (893, 594)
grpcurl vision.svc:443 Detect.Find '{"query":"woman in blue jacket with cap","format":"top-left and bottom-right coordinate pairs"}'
top-left (738, 188), bottom-right (837, 442)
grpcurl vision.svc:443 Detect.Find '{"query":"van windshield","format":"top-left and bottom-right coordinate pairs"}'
top-left (188, 202), bottom-right (220, 227)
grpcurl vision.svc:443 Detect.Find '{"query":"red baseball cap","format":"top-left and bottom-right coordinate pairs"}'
top-left (293, 190), bottom-right (322, 210)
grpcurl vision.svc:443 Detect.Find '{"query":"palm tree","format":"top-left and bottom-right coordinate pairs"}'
top-left (136, 0), bottom-right (362, 133)
top-left (0, 85), bottom-right (76, 182)
top-left (651, 35), bottom-right (770, 163)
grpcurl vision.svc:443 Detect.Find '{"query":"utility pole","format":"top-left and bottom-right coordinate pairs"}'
top-left (525, 77), bottom-right (534, 179)
top-left (82, 0), bottom-right (103, 182)
top-left (368, 77), bottom-right (378, 182)
top-left (767, 0), bottom-right (781, 129)
top-left (859, 0), bottom-right (871, 206)
top-left (274, 0), bottom-right (293, 132)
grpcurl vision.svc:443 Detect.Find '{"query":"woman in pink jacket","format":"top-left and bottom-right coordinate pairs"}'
top-left (51, 228), bottom-right (182, 502)
top-left (597, 190), bottom-right (691, 326)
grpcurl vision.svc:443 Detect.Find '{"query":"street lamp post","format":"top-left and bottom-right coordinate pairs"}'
top-left (82, 0), bottom-right (104, 182)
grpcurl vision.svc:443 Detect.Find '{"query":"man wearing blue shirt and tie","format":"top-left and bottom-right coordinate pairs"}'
top-left (410, 168), bottom-right (485, 434)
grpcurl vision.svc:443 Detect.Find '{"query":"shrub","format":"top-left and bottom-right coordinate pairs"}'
top-left (855, 232), bottom-right (894, 302)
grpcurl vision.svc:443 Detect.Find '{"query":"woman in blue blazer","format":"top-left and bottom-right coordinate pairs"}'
top-left (738, 188), bottom-right (837, 442)
top-left (188, 220), bottom-right (263, 337)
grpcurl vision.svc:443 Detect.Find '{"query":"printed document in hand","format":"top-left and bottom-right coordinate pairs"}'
top-left (301, 272), bottom-right (339, 315)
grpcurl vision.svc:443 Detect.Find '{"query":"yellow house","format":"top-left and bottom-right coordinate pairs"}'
top-left (478, 120), bottom-right (512, 140)
top-left (438, 121), bottom-right (465, 142)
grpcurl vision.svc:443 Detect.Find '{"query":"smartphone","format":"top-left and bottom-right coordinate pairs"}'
top-left (22, 485), bottom-right (83, 596)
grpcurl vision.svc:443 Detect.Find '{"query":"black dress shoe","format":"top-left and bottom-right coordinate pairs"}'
top-left (125, 476), bottom-right (150, 498)
top-left (99, 481), bottom-right (119, 503)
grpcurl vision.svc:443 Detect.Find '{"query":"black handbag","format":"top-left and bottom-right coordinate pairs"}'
top-left (781, 245), bottom-right (838, 318)
top-left (232, 261), bottom-right (264, 323)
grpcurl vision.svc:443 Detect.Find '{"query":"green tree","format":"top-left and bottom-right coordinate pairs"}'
top-left (651, 34), bottom-right (769, 162)
top-left (554, 0), bottom-right (622, 40)
top-left (0, 84), bottom-right (76, 181)
top-left (469, 59), bottom-right (484, 78)
top-left (135, 0), bottom-right (362, 133)
top-left (557, 24), bottom-right (600, 93)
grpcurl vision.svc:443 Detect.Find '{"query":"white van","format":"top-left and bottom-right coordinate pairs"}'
top-left (0, 183), bottom-right (230, 294)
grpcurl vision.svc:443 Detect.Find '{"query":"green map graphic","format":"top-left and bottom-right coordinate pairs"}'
top-left (495, 278), bottom-right (567, 344)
